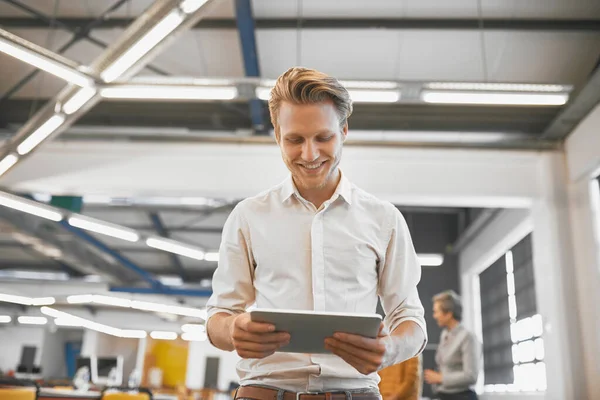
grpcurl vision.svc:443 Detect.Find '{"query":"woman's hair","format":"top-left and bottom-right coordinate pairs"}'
top-left (268, 67), bottom-right (353, 138)
top-left (433, 290), bottom-right (462, 321)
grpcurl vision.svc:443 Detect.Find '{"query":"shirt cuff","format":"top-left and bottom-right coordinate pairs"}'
top-left (390, 316), bottom-right (428, 356)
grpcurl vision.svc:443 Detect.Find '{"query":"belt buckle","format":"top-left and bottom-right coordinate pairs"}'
top-left (295, 391), bottom-right (319, 400)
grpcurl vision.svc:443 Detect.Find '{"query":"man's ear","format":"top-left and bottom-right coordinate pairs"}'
top-left (341, 123), bottom-right (348, 142)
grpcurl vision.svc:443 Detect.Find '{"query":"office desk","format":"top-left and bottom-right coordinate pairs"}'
top-left (39, 388), bottom-right (178, 400)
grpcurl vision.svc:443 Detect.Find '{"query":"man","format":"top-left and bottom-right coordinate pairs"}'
top-left (206, 67), bottom-right (427, 399)
top-left (378, 356), bottom-right (422, 400)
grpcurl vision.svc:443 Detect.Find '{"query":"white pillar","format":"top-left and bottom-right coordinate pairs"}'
top-left (530, 153), bottom-right (586, 400)
top-left (567, 177), bottom-right (600, 399)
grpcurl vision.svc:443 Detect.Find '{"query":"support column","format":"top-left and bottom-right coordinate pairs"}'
top-left (530, 153), bottom-right (585, 400)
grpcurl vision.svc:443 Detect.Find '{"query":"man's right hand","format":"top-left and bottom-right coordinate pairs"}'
top-left (229, 313), bottom-right (290, 359)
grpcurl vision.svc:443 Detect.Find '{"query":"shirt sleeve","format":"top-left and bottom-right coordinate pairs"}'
top-left (206, 203), bottom-right (256, 322)
top-left (442, 333), bottom-right (481, 389)
top-left (378, 206), bottom-right (428, 354)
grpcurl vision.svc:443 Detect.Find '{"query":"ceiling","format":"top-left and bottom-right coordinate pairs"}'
top-left (0, 0), bottom-right (597, 307)
top-left (0, 0), bottom-right (598, 147)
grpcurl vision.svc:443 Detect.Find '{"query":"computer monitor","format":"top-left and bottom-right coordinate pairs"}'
top-left (92, 356), bottom-right (123, 386)
top-left (75, 356), bottom-right (92, 373)
top-left (18, 346), bottom-right (37, 373)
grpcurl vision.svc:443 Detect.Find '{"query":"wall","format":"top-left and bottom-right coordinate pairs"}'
top-left (185, 339), bottom-right (240, 391)
top-left (82, 330), bottom-right (139, 385)
top-left (3, 143), bottom-right (540, 208)
top-left (459, 152), bottom-right (595, 400)
top-left (40, 328), bottom-right (67, 379)
top-left (564, 104), bottom-right (600, 399)
top-left (0, 326), bottom-right (45, 372)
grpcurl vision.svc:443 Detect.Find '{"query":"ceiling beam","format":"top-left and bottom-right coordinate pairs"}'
top-left (0, 99), bottom-right (563, 138)
top-left (541, 61), bottom-right (600, 140)
top-left (1, 17), bottom-right (599, 32)
top-left (0, 206), bottom-right (130, 282)
top-left (59, 219), bottom-right (167, 290)
top-left (149, 212), bottom-right (189, 281)
top-left (0, 0), bottom-right (169, 79)
top-left (234, 0), bottom-right (267, 134)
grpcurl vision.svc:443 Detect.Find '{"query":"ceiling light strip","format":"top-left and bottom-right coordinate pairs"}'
top-left (0, 31), bottom-right (94, 87)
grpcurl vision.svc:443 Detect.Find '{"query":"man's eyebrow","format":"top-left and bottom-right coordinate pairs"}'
top-left (284, 130), bottom-right (335, 137)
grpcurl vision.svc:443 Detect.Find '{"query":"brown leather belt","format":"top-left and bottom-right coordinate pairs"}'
top-left (235, 386), bottom-right (379, 400)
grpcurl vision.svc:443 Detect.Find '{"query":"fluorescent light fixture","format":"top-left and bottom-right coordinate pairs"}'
top-left (83, 275), bottom-right (105, 283)
top-left (181, 331), bottom-right (207, 341)
top-left (150, 331), bottom-right (178, 340)
top-left (17, 114), bottom-right (66, 155)
top-left (0, 315), bottom-right (11, 323)
top-left (340, 80), bottom-right (398, 89)
top-left (181, 323), bottom-right (205, 333)
top-left (0, 36), bottom-right (93, 87)
top-left (0, 192), bottom-right (63, 221)
top-left (257, 84), bottom-right (399, 103)
top-left (18, 316), bottom-right (48, 325)
top-left (62, 87), bottom-right (97, 115)
top-left (67, 294), bottom-right (94, 304)
top-left (30, 297), bottom-right (55, 306)
top-left (0, 154), bottom-right (18, 177)
top-left (91, 295), bottom-right (132, 308)
top-left (255, 87), bottom-right (271, 101)
top-left (146, 237), bottom-right (204, 260)
top-left (120, 329), bottom-right (147, 339)
top-left (424, 82), bottom-right (569, 92)
top-left (131, 300), bottom-right (206, 318)
top-left (421, 91), bottom-right (568, 106)
top-left (203, 252), bottom-right (219, 262)
top-left (159, 275), bottom-right (184, 286)
top-left (100, 85), bottom-right (238, 100)
top-left (418, 253), bottom-right (444, 267)
top-left (0, 270), bottom-right (68, 280)
top-left (348, 90), bottom-right (399, 103)
top-left (0, 293), bottom-right (33, 305)
top-left (31, 193), bottom-right (51, 202)
top-left (68, 215), bottom-right (139, 242)
top-left (180, 0), bottom-right (208, 14)
top-left (41, 307), bottom-right (145, 338)
top-left (347, 130), bottom-right (534, 144)
top-left (101, 10), bottom-right (185, 82)
top-left (83, 195), bottom-right (113, 204)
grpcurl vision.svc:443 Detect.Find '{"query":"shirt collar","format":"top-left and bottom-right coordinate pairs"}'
top-left (280, 170), bottom-right (353, 205)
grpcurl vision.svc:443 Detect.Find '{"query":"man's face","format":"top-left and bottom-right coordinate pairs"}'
top-left (276, 101), bottom-right (347, 192)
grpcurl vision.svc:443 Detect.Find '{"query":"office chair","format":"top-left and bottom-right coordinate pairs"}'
top-left (101, 386), bottom-right (153, 400)
top-left (0, 377), bottom-right (39, 400)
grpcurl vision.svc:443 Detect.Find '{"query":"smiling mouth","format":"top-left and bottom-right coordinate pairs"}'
top-left (298, 160), bottom-right (327, 171)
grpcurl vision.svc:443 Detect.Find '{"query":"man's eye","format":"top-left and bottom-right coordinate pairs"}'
top-left (317, 136), bottom-right (334, 142)
top-left (287, 138), bottom-right (302, 144)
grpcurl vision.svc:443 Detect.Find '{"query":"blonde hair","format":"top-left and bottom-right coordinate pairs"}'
top-left (268, 67), bottom-right (353, 138)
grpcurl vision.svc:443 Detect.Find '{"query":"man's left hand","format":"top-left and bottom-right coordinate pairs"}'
top-left (324, 323), bottom-right (388, 375)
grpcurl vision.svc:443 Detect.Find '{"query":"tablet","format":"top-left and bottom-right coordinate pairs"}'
top-left (249, 309), bottom-right (382, 354)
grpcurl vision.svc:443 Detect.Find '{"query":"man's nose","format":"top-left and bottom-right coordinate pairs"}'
top-left (301, 140), bottom-right (319, 161)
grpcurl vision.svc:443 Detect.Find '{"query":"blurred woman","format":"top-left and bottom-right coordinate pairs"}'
top-left (424, 291), bottom-right (481, 400)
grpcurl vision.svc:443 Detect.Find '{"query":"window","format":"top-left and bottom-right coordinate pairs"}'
top-left (480, 234), bottom-right (546, 393)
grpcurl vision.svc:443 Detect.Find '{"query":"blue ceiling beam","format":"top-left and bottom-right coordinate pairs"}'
top-left (59, 220), bottom-right (165, 290)
top-left (235, 0), bottom-right (267, 134)
top-left (149, 212), bottom-right (189, 282)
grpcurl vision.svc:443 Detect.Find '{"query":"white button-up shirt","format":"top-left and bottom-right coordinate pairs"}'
top-left (206, 173), bottom-right (427, 392)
